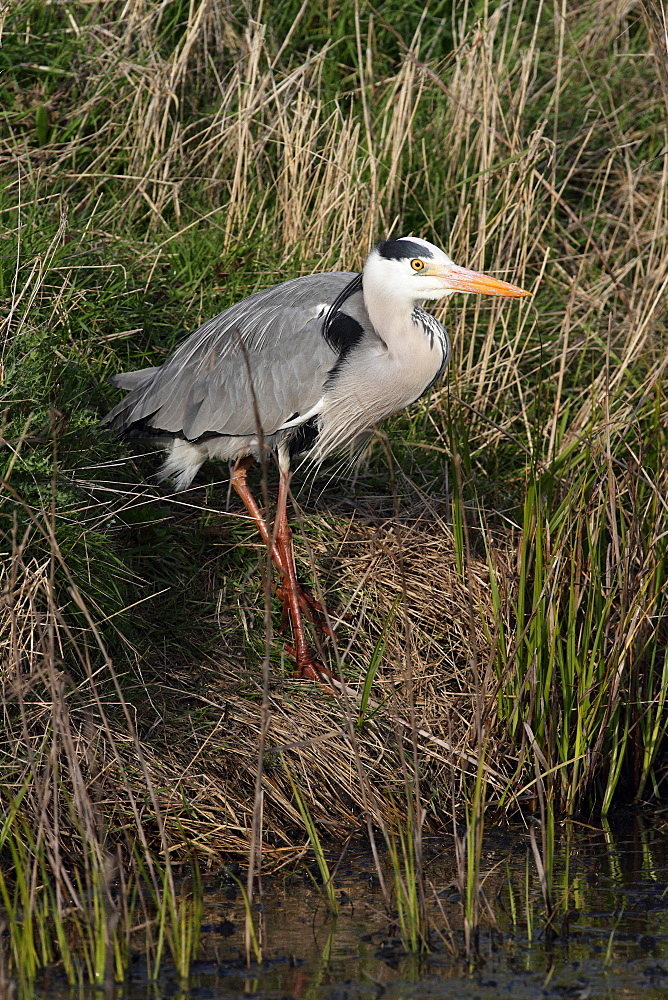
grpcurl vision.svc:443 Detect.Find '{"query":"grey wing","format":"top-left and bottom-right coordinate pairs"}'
top-left (102, 273), bottom-right (359, 440)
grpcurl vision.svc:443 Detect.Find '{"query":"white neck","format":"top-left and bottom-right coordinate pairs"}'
top-left (363, 279), bottom-right (424, 357)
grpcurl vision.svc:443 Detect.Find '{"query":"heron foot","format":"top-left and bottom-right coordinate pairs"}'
top-left (274, 583), bottom-right (334, 639)
top-left (284, 643), bottom-right (337, 689)
top-left (299, 584), bottom-right (354, 621)
top-left (275, 581), bottom-right (349, 639)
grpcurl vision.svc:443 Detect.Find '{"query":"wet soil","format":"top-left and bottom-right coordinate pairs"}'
top-left (28, 814), bottom-right (668, 999)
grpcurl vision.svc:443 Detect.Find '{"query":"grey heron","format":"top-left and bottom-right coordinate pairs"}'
top-left (103, 237), bottom-right (530, 683)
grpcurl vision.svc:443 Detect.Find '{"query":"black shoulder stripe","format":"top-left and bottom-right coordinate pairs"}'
top-left (324, 311), bottom-right (365, 355)
top-left (322, 273), bottom-right (363, 350)
top-left (321, 272), bottom-right (366, 390)
top-left (288, 416), bottom-right (320, 459)
top-left (324, 324), bottom-right (366, 388)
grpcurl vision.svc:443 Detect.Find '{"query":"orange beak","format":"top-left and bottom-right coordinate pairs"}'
top-left (430, 263), bottom-right (531, 298)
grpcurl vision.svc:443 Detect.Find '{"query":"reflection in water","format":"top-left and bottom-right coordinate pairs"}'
top-left (26, 814), bottom-right (668, 999)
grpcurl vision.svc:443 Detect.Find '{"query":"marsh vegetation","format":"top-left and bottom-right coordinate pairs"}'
top-left (1, 0), bottom-right (667, 990)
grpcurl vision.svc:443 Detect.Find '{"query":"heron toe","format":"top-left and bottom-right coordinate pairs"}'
top-left (275, 581), bottom-right (338, 639)
top-left (284, 643), bottom-right (336, 687)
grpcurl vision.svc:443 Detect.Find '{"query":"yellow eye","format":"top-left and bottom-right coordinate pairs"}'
top-left (411, 259), bottom-right (425, 271)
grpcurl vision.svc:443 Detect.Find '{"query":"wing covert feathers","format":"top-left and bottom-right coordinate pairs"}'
top-left (103, 272), bottom-right (363, 440)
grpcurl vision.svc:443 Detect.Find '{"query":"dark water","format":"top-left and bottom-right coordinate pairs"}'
top-left (30, 815), bottom-right (668, 999)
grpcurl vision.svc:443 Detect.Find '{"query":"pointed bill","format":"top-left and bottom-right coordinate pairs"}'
top-left (429, 262), bottom-right (531, 297)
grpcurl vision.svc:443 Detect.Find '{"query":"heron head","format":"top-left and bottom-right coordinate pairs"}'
top-left (367, 237), bottom-right (531, 302)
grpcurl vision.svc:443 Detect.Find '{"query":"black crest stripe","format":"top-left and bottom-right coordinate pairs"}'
top-left (376, 238), bottom-right (433, 261)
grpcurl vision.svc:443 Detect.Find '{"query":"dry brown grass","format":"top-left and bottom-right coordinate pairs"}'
top-left (1, 486), bottom-right (511, 869)
top-left (2, 0), bottom-right (668, 872)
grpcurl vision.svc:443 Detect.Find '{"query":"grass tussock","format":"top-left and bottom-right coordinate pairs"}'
top-left (1, 0), bottom-right (668, 983)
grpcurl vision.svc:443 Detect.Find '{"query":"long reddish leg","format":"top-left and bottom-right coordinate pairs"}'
top-left (230, 457), bottom-right (285, 570)
top-left (230, 458), bottom-right (332, 685)
top-left (274, 468), bottom-right (333, 683)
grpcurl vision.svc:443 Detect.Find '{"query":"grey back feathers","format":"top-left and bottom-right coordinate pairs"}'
top-left (103, 257), bottom-right (451, 489)
top-left (103, 273), bottom-right (360, 441)
top-left (110, 368), bottom-right (160, 391)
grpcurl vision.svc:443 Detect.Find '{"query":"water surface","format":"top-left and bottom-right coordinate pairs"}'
top-left (28, 814), bottom-right (668, 999)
